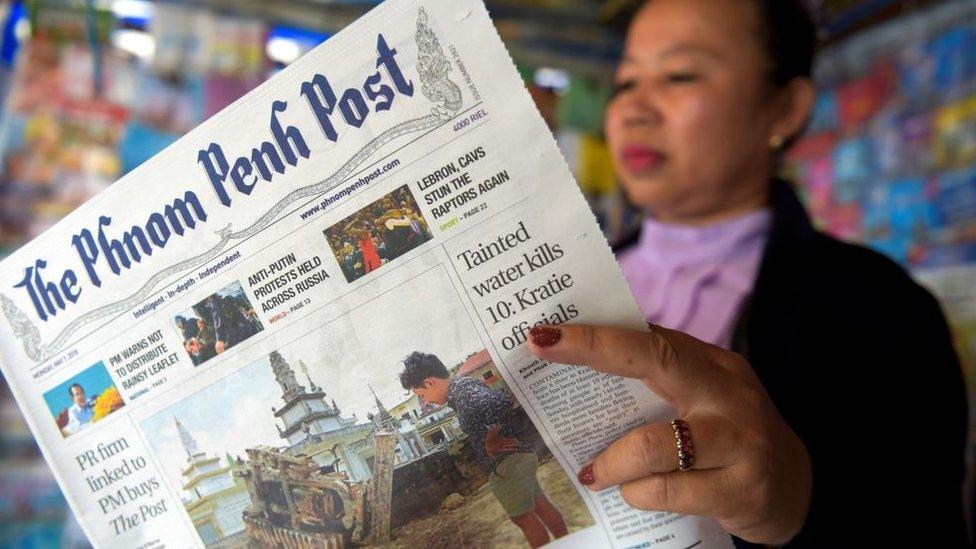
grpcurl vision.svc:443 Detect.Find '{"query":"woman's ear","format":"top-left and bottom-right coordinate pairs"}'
top-left (770, 77), bottom-right (817, 147)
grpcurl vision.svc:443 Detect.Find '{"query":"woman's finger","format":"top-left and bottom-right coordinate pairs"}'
top-left (528, 324), bottom-right (722, 400)
top-left (582, 416), bottom-right (739, 491)
top-left (617, 468), bottom-right (734, 518)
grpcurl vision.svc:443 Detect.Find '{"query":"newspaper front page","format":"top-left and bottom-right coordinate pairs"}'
top-left (0, 1), bottom-right (733, 547)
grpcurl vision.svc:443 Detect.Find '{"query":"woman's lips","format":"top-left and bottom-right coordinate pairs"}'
top-left (621, 146), bottom-right (666, 173)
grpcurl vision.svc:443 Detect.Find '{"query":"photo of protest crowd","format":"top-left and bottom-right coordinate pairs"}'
top-left (324, 185), bottom-right (433, 282)
top-left (42, 361), bottom-right (125, 439)
top-left (172, 281), bottom-right (264, 366)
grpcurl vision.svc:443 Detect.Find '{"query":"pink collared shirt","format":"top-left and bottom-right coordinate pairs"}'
top-left (617, 209), bottom-right (772, 349)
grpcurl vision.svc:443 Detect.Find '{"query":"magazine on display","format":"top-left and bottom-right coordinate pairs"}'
top-left (0, 1), bottom-right (732, 547)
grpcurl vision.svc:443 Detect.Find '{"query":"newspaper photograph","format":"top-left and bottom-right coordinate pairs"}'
top-left (0, 0), bottom-right (733, 547)
top-left (324, 184), bottom-right (434, 283)
top-left (171, 280), bottom-right (264, 366)
top-left (140, 267), bottom-right (594, 547)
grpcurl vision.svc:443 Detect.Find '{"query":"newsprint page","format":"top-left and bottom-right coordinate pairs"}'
top-left (0, 1), bottom-right (733, 548)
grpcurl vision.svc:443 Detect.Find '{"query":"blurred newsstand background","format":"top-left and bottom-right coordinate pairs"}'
top-left (0, 0), bottom-right (974, 546)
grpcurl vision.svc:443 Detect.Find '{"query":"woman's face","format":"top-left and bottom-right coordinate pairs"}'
top-left (605, 0), bottom-right (795, 224)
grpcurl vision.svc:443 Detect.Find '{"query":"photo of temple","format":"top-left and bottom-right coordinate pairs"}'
top-left (173, 419), bottom-right (251, 547)
top-left (142, 267), bottom-right (594, 548)
top-left (159, 349), bottom-right (496, 547)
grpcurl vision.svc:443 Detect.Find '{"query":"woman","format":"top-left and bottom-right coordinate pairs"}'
top-left (528, 0), bottom-right (967, 546)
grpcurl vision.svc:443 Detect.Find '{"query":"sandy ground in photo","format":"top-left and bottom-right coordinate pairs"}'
top-left (376, 457), bottom-right (594, 548)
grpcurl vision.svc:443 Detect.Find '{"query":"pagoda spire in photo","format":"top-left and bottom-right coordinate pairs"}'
top-left (173, 417), bottom-right (251, 546)
top-left (176, 416), bottom-right (204, 462)
top-left (369, 383), bottom-right (397, 431)
top-left (270, 351), bottom-right (346, 445)
top-left (268, 350), bottom-right (376, 481)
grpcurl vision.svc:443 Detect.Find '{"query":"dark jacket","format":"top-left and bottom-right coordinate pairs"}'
top-left (615, 180), bottom-right (969, 548)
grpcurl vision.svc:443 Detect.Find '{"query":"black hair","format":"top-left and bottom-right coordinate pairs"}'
top-left (754, 0), bottom-right (817, 87)
top-left (69, 383), bottom-right (84, 396)
top-left (622, 0), bottom-right (817, 89)
top-left (399, 352), bottom-right (450, 390)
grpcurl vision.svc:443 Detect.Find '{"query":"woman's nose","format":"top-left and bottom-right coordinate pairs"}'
top-left (617, 82), bottom-right (662, 127)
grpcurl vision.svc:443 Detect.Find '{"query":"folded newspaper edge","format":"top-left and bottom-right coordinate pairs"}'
top-left (0, 1), bottom-right (733, 547)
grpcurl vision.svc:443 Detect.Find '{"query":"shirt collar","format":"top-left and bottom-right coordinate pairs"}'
top-left (446, 376), bottom-right (461, 409)
top-left (635, 208), bottom-right (772, 269)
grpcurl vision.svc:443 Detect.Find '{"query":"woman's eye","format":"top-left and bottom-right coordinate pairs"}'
top-left (610, 80), bottom-right (636, 99)
top-left (666, 73), bottom-right (700, 83)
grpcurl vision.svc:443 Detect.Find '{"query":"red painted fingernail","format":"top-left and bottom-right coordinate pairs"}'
top-left (530, 326), bottom-right (561, 347)
top-left (578, 463), bottom-right (595, 486)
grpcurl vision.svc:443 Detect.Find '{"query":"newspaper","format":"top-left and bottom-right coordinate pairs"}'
top-left (0, 1), bottom-right (733, 548)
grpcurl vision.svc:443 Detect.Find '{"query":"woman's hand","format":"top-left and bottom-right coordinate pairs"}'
top-left (485, 425), bottom-right (519, 457)
top-left (528, 324), bottom-right (812, 545)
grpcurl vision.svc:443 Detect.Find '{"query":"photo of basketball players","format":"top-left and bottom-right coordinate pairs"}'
top-left (324, 185), bottom-right (433, 282)
top-left (172, 281), bottom-right (264, 366)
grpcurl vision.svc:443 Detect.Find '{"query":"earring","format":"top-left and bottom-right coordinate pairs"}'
top-left (769, 134), bottom-right (785, 149)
